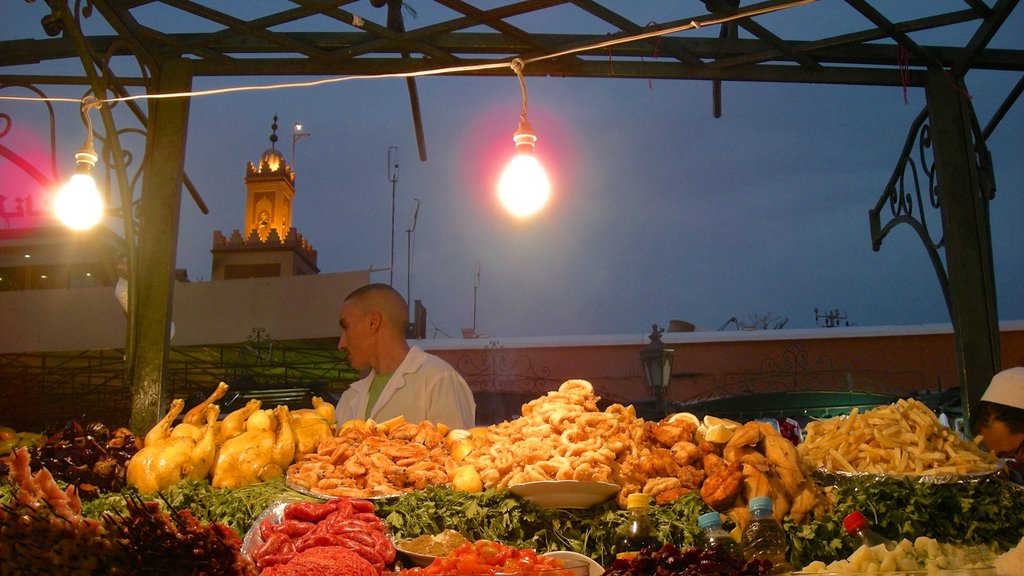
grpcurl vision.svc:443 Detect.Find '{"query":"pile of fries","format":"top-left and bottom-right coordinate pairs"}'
top-left (798, 398), bottom-right (998, 475)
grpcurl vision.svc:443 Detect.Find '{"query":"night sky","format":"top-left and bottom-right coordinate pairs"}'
top-left (2, 1), bottom-right (1021, 338)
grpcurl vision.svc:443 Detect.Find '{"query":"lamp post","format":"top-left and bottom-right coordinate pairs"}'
top-left (291, 122), bottom-right (309, 170)
top-left (640, 324), bottom-right (674, 418)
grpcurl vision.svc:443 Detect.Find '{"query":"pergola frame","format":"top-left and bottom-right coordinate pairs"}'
top-left (2, 0), bottom-right (1022, 432)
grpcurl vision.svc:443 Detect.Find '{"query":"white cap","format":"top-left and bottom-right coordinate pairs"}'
top-left (981, 367), bottom-right (1024, 410)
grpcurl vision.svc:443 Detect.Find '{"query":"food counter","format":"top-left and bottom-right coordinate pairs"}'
top-left (1, 379), bottom-right (1022, 575)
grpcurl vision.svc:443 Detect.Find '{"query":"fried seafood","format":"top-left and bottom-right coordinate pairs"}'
top-left (286, 417), bottom-right (455, 498)
top-left (700, 461), bottom-right (743, 510)
top-left (720, 421), bottom-right (826, 528)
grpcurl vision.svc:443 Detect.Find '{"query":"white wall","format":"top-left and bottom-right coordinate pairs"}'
top-left (0, 270), bottom-right (369, 353)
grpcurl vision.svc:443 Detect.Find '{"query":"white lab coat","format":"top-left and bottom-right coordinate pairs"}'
top-left (335, 346), bottom-right (476, 429)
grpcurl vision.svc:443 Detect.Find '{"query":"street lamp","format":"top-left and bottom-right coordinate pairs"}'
top-left (640, 324), bottom-right (674, 417)
top-left (291, 122), bottom-right (310, 169)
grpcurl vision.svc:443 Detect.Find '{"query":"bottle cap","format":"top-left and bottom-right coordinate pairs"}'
top-left (749, 496), bottom-right (773, 514)
top-left (698, 511), bottom-right (723, 529)
top-left (843, 511), bottom-right (868, 534)
top-left (626, 493), bottom-right (650, 509)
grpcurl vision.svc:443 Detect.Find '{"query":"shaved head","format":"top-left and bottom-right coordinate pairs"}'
top-left (344, 283), bottom-right (408, 333)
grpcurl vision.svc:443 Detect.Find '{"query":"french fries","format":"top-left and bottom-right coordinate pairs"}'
top-left (798, 398), bottom-right (998, 476)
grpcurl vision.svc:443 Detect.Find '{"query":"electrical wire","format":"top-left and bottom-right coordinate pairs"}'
top-left (0, 0), bottom-right (817, 108)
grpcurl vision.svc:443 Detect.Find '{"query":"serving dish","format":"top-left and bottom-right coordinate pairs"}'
top-left (240, 500), bottom-right (288, 562)
top-left (286, 479), bottom-right (405, 500)
top-left (394, 530), bottom-right (471, 567)
top-left (813, 459), bottom-right (1004, 485)
top-left (508, 480), bottom-right (619, 509)
top-left (542, 551), bottom-right (604, 576)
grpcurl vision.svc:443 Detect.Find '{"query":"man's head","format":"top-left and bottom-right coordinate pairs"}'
top-left (337, 283), bottom-right (409, 370)
top-left (973, 367), bottom-right (1024, 458)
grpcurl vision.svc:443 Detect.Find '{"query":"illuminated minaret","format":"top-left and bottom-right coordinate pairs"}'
top-left (210, 115), bottom-right (318, 280)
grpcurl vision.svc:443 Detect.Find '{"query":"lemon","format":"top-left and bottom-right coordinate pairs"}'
top-left (704, 424), bottom-right (735, 444)
top-left (450, 464), bottom-right (483, 493)
top-left (703, 415), bottom-right (741, 430)
top-left (666, 412), bottom-right (701, 428)
top-left (445, 428), bottom-right (472, 445)
top-left (450, 439), bottom-right (475, 463)
top-left (468, 426), bottom-right (492, 446)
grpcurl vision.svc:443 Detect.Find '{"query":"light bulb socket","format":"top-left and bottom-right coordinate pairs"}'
top-left (74, 149), bottom-right (98, 171)
top-left (513, 120), bottom-right (537, 153)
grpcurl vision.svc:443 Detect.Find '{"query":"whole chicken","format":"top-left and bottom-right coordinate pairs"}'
top-left (211, 405), bottom-right (295, 489)
top-left (166, 382), bottom-right (230, 441)
top-left (127, 401), bottom-right (220, 493)
top-left (181, 381), bottom-right (229, 427)
top-left (216, 398), bottom-right (262, 445)
top-left (290, 396), bottom-right (336, 456)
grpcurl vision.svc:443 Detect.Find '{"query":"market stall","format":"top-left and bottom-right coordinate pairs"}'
top-left (2, 379), bottom-right (1022, 575)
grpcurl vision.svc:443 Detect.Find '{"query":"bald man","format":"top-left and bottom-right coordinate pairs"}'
top-left (334, 283), bottom-right (476, 429)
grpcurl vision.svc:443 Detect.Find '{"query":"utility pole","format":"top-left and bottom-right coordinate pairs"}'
top-left (472, 261), bottom-right (480, 334)
top-left (387, 146), bottom-right (399, 286)
top-left (406, 198), bottom-right (419, 317)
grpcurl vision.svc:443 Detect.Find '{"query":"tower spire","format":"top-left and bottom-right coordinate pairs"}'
top-left (269, 114), bottom-right (279, 149)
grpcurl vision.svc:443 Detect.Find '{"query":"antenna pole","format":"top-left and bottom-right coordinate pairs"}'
top-left (472, 262), bottom-right (480, 333)
top-left (388, 146), bottom-right (399, 286)
top-left (406, 198), bottom-right (419, 319)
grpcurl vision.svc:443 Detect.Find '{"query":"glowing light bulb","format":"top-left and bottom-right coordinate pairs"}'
top-left (498, 117), bottom-right (550, 217)
top-left (55, 172), bottom-right (104, 230)
top-left (498, 153), bottom-right (550, 217)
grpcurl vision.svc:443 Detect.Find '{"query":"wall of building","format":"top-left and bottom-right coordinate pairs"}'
top-left (0, 270), bottom-right (369, 353)
top-left (419, 322), bottom-right (1024, 424)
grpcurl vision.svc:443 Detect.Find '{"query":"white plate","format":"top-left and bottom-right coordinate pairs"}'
top-left (543, 551), bottom-right (604, 576)
top-left (508, 480), bottom-right (620, 509)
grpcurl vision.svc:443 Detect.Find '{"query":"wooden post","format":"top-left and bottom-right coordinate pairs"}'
top-left (923, 67), bottom-right (1000, 426)
top-left (128, 58), bottom-right (193, 433)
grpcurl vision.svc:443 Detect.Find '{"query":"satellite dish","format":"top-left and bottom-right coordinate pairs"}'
top-left (668, 319), bottom-right (696, 333)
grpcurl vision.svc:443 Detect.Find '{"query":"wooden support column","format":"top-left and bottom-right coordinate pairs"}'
top-left (128, 58), bottom-right (193, 433)
top-left (923, 67), bottom-right (1000, 425)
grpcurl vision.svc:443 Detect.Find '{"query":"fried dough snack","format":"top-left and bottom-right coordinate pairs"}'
top-left (462, 379), bottom-right (736, 511)
top-left (286, 416), bottom-right (453, 498)
top-left (463, 380), bottom-right (640, 491)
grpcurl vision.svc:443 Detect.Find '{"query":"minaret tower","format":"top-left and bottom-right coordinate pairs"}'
top-left (210, 115), bottom-right (318, 280)
top-left (245, 115), bottom-right (295, 242)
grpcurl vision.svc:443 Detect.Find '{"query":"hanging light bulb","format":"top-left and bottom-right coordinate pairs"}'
top-left (498, 59), bottom-right (550, 217)
top-left (55, 97), bottom-right (104, 230)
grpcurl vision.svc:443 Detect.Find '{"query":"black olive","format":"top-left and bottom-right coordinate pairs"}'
top-left (85, 422), bottom-right (111, 442)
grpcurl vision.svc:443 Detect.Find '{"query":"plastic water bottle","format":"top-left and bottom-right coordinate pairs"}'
top-left (740, 496), bottom-right (792, 574)
top-left (614, 493), bottom-right (661, 560)
top-left (843, 511), bottom-right (895, 550)
top-left (697, 511), bottom-right (743, 561)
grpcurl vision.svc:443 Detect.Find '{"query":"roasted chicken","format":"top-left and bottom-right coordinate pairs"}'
top-left (290, 396), bottom-right (335, 456)
top-left (127, 401), bottom-right (220, 493)
top-left (211, 405), bottom-right (295, 489)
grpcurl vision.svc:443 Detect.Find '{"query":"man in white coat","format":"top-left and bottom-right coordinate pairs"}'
top-left (334, 283), bottom-right (476, 429)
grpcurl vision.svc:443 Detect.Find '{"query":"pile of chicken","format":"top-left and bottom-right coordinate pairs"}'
top-left (459, 379), bottom-right (825, 524)
top-left (126, 382), bottom-right (336, 493)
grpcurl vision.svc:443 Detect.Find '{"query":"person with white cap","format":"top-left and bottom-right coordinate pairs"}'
top-left (972, 367), bottom-right (1024, 482)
